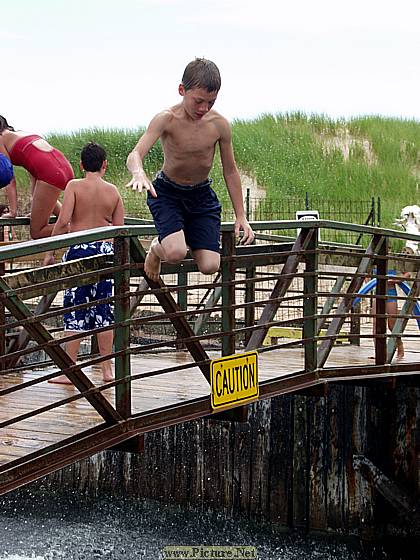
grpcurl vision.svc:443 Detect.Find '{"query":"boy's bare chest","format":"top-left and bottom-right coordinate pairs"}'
top-left (163, 122), bottom-right (219, 154)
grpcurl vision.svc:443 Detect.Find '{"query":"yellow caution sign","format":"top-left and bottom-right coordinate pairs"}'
top-left (210, 351), bottom-right (259, 410)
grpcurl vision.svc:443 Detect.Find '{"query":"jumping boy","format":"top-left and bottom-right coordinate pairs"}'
top-left (126, 58), bottom-right (254, 282)
top-left (45, 142), bottom-right (124, 384)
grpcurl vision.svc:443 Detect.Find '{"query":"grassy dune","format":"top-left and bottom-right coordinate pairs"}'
top-left (7, 114), bottom-right (420, 233)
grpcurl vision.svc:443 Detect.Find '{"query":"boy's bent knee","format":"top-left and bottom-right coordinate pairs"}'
top-left (197, 261), bottom-right (220, 275)
top-left (165, 247), bottom-right (188, 263)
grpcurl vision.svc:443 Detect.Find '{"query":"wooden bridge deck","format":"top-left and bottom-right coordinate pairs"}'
top-left (1, 336), bottom-right (420, 467)
top-left (0, 219), bottom-right (419, 495)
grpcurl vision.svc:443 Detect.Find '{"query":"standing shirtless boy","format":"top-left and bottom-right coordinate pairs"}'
top-left (46, 142), bottom-right (124, 384)
top-left (126, 58), bottom-right (254, 282)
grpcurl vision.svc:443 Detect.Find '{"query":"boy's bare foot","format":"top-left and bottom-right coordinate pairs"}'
top-left (48, 375), bottom-right (73, 385)
top-left (144, 250), bottom-right (161, 282)
top-left (396, 341), bottom-right (404, 360)
top-left (102, 371), bottom-right (114, 383)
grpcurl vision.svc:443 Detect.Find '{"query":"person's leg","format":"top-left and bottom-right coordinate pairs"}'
top-left (191, 249), bottom-right (220, 275)
top-left (387, 300), bottom-right (404, 359)
top-left (144, 230), bottom-right (188, 282)
top-left (370, 298), bottom-right (376, 358)
top-left (49, 335), bottom-right (82, 384)
top-left (30, 181), bottom-right (61, 238)
top-left (97, 330), bottom-right (114, 382)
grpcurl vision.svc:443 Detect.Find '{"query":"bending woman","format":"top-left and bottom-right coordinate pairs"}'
top-left (0, 115), bottom-right (74, 238)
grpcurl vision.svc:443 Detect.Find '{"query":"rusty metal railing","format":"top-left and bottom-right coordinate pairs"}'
top-left (0, 218), bottom-right (419, 493)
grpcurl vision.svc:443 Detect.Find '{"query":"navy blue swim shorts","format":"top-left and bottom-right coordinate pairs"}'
top-left (147, 171), bottom-right (222, 253)
top-left (0, 153), bottom-right (14, 188)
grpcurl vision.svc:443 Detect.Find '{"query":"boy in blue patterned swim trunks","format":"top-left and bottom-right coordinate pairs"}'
top-left (126, 58), bottom-right (254, 282)
top-left (45, 142), bottom-right (124, 384)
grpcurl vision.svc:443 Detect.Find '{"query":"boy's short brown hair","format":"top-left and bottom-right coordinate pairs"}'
top-left (181, 58), bottom-right (221, 92)
top-left (81, 142), bottom-right (106, 173)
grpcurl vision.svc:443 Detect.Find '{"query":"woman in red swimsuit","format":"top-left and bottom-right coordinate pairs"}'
top-left (0, 115), bottom-right (74, 238)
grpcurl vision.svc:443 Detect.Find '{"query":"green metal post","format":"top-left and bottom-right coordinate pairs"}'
top-left (221, 231), bottom-right (236, 356)
top-left (303, 227), bottom-right (318, 372)
top-left (177, 267), bottom-right (188, 311)
top-left (374, 235), bottom-right (388, 366)
top-left (114, 235), bottom-right (131, 417)
top-left (244, 264), bottom-right (256, 346)
top-left (0, 226), bottom-right (5, 368)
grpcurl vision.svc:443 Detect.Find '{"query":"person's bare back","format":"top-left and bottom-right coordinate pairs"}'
top-left (47, 142), bottom-right (124, 385)
top-left (65, 176), bottom-right (122, 233)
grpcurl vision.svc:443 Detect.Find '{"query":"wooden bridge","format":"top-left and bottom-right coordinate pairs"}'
top-left (0, 218), bottom-right (419, 496)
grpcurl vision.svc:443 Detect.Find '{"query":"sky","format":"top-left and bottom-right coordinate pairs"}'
top-left (2, 0), bottom-right (420, 134)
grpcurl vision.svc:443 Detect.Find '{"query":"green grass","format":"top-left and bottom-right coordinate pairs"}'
top-left (6, 114), bottom-right (420, 236)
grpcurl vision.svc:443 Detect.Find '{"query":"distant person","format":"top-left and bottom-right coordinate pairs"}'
top-left (0, 115), bottom-right (74, 238)
top-left (126, 57), bottom-right (254, 282)
top-left (371, 269), bottom-right (411, 360)
top-left (45, 142), bottom-right (124, 384)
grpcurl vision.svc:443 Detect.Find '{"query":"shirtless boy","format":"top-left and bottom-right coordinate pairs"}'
top-left (46, 142), bottom-right (124, 384)
top-left (126, 58), bottom-right (254, 282)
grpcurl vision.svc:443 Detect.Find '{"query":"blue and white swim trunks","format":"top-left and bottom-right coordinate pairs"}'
top-left (62, 241), bottom-right (114, 332)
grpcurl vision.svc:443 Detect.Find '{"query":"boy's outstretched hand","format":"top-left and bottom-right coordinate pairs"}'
top-left (235, 217), bottom-right (255, 245)
top-left (126, 170), bottom-right (157, 198)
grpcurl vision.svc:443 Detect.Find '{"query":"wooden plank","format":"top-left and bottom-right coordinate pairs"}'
top-left (292, 395), bottom-right (309, 529)
top-left (326, 385), bottom-right (345, 530)
top-left (268, 394), bottom-right (293, 524)
top-left (307, 393), bottom-right (327, 530)
top-left (249, 399), bottom-right (271, 516)
top-left (4, 254), bottom-right (111, 296)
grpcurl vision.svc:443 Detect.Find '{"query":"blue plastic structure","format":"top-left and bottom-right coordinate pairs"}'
top-left (353, 279), bottom-right (420, 329)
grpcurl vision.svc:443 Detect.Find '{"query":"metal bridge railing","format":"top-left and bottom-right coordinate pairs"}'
top-left (0, 218), bottom-right (419, 490)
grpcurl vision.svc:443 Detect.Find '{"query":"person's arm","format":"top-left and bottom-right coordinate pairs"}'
top-left (218, 119), bottom-right (254, 245)
top-left (42, 182), bottom-right (76, 265)
top-left (126, 111), bottom-right (170, 197)
top-left (112, 194), bottom-right (125, 226)
top-left (3, 178), bottom-right (18, 218)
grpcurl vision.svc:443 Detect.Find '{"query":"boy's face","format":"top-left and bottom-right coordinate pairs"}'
top-left (179, 85), bottom-right (218, 120)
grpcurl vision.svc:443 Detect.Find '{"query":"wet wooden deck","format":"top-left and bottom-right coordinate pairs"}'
top-left (1, 333), bottom-right (420, 468)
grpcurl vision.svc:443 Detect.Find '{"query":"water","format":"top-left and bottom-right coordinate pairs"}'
top-left (0, 488), bottom-right (390, 560)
